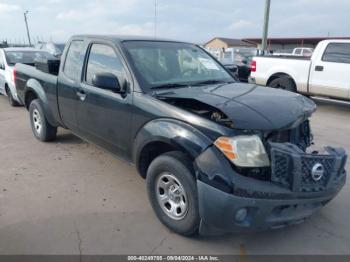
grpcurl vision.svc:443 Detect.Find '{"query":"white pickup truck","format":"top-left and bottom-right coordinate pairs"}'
top-left (249, 40), bottom-right (350, 100)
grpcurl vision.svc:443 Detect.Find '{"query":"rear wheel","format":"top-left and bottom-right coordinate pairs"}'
top-left (146, 151), bottom-right (200, 236)
top-left (29, 99), bottom-right (57, 142)
top-left (269, 77), bottom-right (296, 92)
top-left (6, 86), bottom-right (19, 107)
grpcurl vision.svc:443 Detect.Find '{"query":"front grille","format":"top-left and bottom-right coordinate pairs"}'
top-left (270, 143), bottom-right (346, 192)
top-left (300, 157), bottom-right (335, 192)
top-left (271, 151), bottom-right (291, 188)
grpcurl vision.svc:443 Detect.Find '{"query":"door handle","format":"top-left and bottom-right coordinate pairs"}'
top-left (76, 90), bottom-right (87, 101)
top-left (315, 65), bottom-right (324, 72)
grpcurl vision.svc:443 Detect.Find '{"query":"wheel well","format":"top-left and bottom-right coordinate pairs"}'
top-left (267, 73), bottom-right (295, 87)
top-left (4, 83), bottom-right (9, 94)
top-left (24, 91), bottom-right (38, 109)
top-left (137, 141), bottom-right (192, 179)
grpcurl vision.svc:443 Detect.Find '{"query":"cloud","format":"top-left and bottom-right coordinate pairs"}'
top-left (1, 0), bottom-right (350, 44)
top-left (228, 20), bottom-right (253, 31)
top-left (0, 3), bottom-right (20, 13)
top-left (111, 22), bottom-right (154, 36)
top-left (47, 0), bottom-right (61, 3)
top-left (56, 0), bottom-right (138, 21)
top-left (56, 10), bottom-right (85, 20)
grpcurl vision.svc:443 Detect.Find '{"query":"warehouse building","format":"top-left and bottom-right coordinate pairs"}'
top-left (204, 37), bottom-right (255, 50)
top-left (205, 36), bottom-right (350, 52)
top-left (242, 36), bottom-right (350, 52)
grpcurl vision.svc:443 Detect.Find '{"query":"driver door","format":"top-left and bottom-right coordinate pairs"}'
top-left (76, 42), bottom-right (133, 158)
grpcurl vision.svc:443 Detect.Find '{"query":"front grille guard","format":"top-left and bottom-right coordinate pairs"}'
top-left (270, 142), bottom-right (347, 192)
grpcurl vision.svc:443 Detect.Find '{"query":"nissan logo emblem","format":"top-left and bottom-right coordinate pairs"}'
top-left (311, 163), bottom-right (325, 181)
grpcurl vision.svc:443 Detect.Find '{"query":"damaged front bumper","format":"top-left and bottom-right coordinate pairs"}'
top-left (195, 143), bottom-right (347, 235)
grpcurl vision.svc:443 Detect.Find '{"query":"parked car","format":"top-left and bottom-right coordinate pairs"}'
top-left (35, 42), bottom-right (66, 58)
top-left (222, 63), bottom-right (239, 79)
top-left (214, 48), bottom-right (256, 83)
top-left (224, 60), bottom-right (251, 82)
top-left (224, 54), bottom-right (254, 83)
top-left (0, 47), bottom-right (54, 106)
top-left (250, 40), bottom-right (350, 100)
top-left (15, 35), bottom-right (347, 236)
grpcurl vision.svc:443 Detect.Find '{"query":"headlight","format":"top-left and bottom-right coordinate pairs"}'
top-left (214, 135), bottom-right (270, 167)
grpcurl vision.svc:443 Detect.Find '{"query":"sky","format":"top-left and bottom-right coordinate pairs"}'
top-left (0, 0), bottom-right (349, 44)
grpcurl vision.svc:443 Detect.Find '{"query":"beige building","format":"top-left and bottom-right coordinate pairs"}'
top-left (204, 37), bottom-right (255, 50)
top-left (243, 37), bottom-right (350, 52)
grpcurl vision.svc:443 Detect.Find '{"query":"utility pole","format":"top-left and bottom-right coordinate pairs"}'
top-left (261, 0), bottom-right (271, 54)
top-left (24, 11), bottom-right (32, 46)
top-left (154, 0), bottom-right (157, 39)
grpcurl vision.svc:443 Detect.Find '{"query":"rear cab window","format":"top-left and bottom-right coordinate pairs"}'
top-left (322, 43), bottom-right (350, 63)
top-left (63, 40), bottom-right (85, 81)
top-left (302, 49), bottom-right (312, 56)
top-left (294, 49), bottom-right (302, 55)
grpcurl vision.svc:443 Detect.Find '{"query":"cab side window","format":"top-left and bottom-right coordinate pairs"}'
top-left (63, 40), bottom-right (85, 81)
top-left (322, 43), bottom-right (350, 64)
top-left (85, 44), bottom-right (127, 87)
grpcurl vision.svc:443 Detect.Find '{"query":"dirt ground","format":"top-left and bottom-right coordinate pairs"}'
top-left (0, 95), bottom-right (349, 255)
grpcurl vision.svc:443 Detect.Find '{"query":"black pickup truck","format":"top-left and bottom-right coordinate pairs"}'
top-left (15, 35), bottom-right (347, 236)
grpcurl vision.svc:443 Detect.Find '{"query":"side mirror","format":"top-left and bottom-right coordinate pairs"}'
top-left (92, 73), bottom-right (121, 92)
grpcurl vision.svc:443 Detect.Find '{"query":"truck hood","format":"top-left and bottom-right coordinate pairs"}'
top-left (156, 82), bottom-right (316, 130)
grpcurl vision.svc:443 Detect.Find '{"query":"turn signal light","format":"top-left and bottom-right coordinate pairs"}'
top-left (214, 137), bottom-right (237, 160)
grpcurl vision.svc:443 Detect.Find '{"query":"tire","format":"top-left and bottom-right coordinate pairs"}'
top-left (146, 151), bottom-right (200, 236)
top-left (269, 77), bottom-right (296, 92)
top-left (6, 86), bottom-right (19, 107)
top-left (29, 99), bottom-right (57, 142)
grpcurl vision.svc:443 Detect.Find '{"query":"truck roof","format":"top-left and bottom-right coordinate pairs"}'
top-left (1, 47), bottom-right (43, 52)
top-left (71, 34), bottom-right (190, 44)
top-left (319, 39), bottom-right (350, 45)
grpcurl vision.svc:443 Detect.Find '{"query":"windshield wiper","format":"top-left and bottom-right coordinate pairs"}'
top-left (150, 83), bottom-right (189, 90)
top-left (191, 80), bottom-right (234, 86)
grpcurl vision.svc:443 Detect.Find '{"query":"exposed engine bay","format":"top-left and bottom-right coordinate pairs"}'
top-left (158, 95), bottom-right (315, 184)
top-left (161, 97), bottom-right (235, 128)
top-left (159, 95), bottom-right (313, 151)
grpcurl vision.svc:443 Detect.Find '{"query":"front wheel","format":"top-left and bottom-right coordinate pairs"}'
top-left (29, 99), bottom-right (57, 142)
top-left (146, 151), bottom-right (200, 236)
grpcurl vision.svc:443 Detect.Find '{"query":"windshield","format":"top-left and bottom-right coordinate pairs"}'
top-left (5, 50), bottom-right (55, 66)
top-left (123, 41), bottom-right (233, 91)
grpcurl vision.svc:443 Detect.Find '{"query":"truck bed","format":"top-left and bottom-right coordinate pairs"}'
top-left (251, 55), bottom-right (311, 93)
top-left (259, 55), bottom-right (311, 60)
top-left (15, 63), bottom-right (58, 106)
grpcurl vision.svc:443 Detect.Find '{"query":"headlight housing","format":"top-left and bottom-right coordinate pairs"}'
top-left (214, 135), bottom-right (270, 167)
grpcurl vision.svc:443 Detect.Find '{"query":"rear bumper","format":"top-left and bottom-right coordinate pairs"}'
top-left (248, 76), bottom-right (256, 84)
top-left (195, 144), bottom-right (347, 235)
top-left (7, 82), bottom-right (22, 104)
